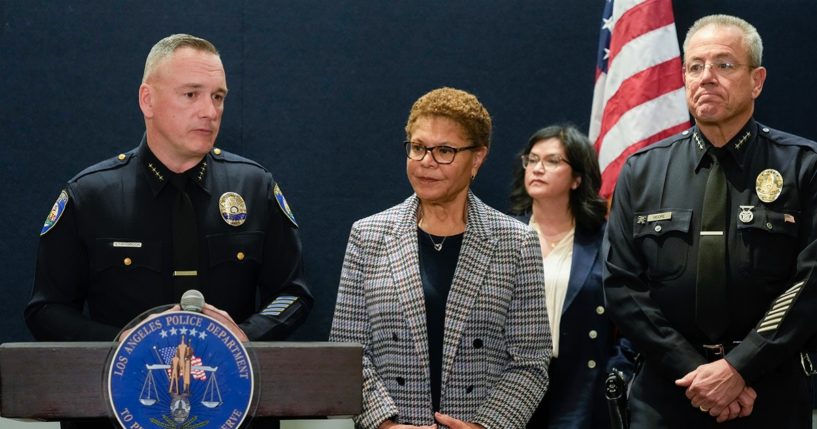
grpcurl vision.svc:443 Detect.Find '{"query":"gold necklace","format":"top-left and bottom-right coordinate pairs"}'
top-left (533, 219), bottom-right (573, 250)
top-left (543, 231), bottom-right (568, 248)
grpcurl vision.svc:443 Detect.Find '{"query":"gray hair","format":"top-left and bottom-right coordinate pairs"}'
top-left (683, 14), bottom-right (763, 68)
top-left (142, 34), bottom-right (219, 82)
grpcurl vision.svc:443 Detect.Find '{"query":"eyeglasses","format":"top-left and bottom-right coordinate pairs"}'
top-left (521, 153), bottom-right (571, 171)
top-left (683, 61), bottom-right (751, 79)
top-left (404, 141), bottom-right (478, 164)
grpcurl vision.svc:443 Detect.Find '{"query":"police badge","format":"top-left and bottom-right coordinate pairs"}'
top-left (107, 305), bottom-right (255, 428)
top-left (738, 205), bottom-right (755, 224)
top-left (219, 192), bottom-right (248, 227)
top-left (756, 169), bottom-right (783, 203)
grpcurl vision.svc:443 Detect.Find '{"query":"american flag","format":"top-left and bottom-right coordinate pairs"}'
top-left (589, 0), bottom-right (690, 199)
top-left (190, 356), bottom-right (206, 380)
top-left (158, 346), bottom-right (207, 381)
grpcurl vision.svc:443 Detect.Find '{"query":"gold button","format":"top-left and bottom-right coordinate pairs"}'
top-left (123, 257), bottom-right (132, 266)
top-left (117, 154), bottom-right (126, 161)
top-left (589, 330), bottom-right (598, 339)
top-left (596, 306), bottom-right (605, 315)
top-left (213, 148), bottom-right (222, 155)
top-left (587, 360), bottom-right (597, 369)
top-left (236, 251), bottom-right (245, 261)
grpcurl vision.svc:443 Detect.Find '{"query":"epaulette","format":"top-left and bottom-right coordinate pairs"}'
top-left (69, 149), bottom-right (136, 183)
top-left (757, 123), bottom-right (817, 152)
top-left (209, 147), bottom-right (298, 227)
top-left (630, 126), bottom-right (694, 158)
top-left (208, 147), bottom-right (267, 172)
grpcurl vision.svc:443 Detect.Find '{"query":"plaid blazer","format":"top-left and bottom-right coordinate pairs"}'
top-left (330, 192), bottom-right (551, 429)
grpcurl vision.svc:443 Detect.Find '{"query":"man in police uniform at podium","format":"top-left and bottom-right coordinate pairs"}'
top-left (604, 15), bottom-right (817, 428)
top-left (25, 34), bottom-right (313, 428)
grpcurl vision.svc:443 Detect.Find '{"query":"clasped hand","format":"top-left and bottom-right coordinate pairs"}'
top-left (675, 359), bottom-right (756, 423)
top-left (378, 412), bottom-right (486, 429)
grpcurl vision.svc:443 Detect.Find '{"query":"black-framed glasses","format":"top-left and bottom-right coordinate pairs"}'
top-left (683, 61), bottom-right (751, 79)
top-left (404, 141), bottom-right (478, 164)
top-left (521, 153), bottom-right (571, 171)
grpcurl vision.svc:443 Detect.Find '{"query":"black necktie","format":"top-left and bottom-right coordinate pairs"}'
top-left (695, 148), bottom-right (729, 341)
top-left (170, 174), bottom-right (198, 300)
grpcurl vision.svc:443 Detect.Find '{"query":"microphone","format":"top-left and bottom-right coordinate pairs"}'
top-left (180, 289), bottom-right (205, 312)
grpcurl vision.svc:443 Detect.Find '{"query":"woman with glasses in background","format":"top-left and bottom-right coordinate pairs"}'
top-left (510, 124), bottom-right (636, 429)
top-left (330, 87), bottom-right (550, 429)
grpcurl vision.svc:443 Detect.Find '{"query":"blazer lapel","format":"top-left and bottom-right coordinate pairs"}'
top-left (386, 195), bottom-right (431, 371)
top-left (563, 227), bottom-right (598, 313)
top-left (440, 193), bottom-right (497, 388)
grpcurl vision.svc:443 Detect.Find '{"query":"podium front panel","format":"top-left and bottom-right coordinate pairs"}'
top-left (0, 342), bottom-right (362, 420)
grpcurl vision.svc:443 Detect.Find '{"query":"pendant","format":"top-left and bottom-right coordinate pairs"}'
top-left (425, 231), bottom-right (446, 251)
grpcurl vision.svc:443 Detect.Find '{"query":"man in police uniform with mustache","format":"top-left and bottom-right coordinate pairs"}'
top-left (26, 34), bottom-right (313, 428)
top-left (604, 15), bottom-right (817, 428)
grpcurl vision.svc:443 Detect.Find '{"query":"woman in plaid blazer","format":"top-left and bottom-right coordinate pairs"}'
top-left (330, 87), bottom-right (551, 429)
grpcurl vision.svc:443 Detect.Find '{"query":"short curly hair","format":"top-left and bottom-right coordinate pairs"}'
top-left (405, 87), bottom-right (492, 150)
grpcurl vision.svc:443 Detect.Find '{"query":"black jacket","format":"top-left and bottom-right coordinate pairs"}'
top-left (26, 136), bottom-right (313, 341)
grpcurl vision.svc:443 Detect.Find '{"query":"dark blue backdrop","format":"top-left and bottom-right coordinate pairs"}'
top-left (2, 1), bottom-right (815, 342)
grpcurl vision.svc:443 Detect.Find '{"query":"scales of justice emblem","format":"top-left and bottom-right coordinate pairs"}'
top-left (107, 292), bottom-right (254, 429)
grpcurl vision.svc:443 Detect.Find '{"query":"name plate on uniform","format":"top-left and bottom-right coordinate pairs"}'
top-left (113, 241), bottom-right (142, 248)
top-left (646, 212), bottom-right (672, 222)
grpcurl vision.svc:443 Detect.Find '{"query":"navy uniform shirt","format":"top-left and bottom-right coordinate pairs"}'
top-left (26, 137), bottom-right (313, 342)
top-left (604, 119), bottom-right (817, 383)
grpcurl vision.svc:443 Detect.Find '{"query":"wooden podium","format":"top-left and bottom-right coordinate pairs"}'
top-left (0, 342), bottom-right (362, 421)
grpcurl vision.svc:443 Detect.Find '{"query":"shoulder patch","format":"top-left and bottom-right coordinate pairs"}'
top-left (41, 190), bottom-right (69, 236)
top-left (273, 184), bottom-right (298, 228)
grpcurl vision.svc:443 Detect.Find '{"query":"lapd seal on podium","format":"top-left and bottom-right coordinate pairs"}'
top-left (107, 310), bottom-right (254, 428)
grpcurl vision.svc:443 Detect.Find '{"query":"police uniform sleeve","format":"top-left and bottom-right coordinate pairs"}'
top-left (603, 158), bottom-right (706, 379)
top-left (237, 181), bottom-right (313, 341)
top-left (726, 145), bottom-right (817, 382)
top-left (25, 189), bottom-right (121, 341)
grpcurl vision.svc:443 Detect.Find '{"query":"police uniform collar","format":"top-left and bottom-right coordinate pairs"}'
top-left (692, 120), bottom-right (756, 172)
top-left (187, 157), bottom-right (210, 194)
top-left (138, 138), bottom-right (211, 196)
